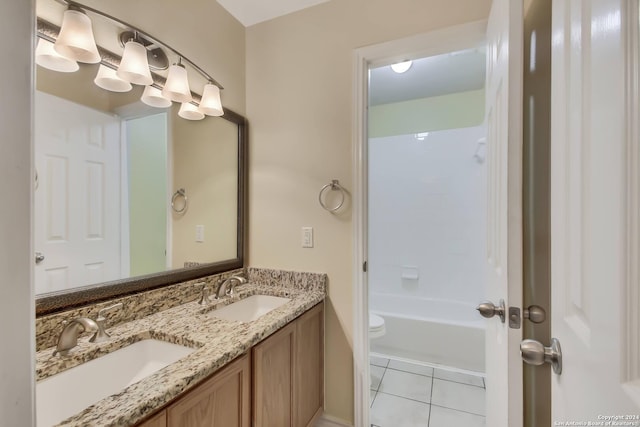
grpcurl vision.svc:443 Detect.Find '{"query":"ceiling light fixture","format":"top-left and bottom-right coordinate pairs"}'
top-left (162, 58), bottom-right (192, 103)
top-left (94, 64), bottom-right (132, 92)
top-left (391, 60), bottom-right (412, 74)
top-left (35, 38), bottom-right (79, 73)
top-left (54, 9), bottom-right (100, 64)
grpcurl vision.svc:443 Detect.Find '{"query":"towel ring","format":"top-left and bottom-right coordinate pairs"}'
top-left (319, 180), bottom-right (345, 212)
top-left (171, 188), bottom-right (188, 213)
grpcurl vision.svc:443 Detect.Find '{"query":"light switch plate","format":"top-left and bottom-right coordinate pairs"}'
top-left (302, 227), bottom-right (313, 248)
top-left (195, 225), bottom-right (205, 242)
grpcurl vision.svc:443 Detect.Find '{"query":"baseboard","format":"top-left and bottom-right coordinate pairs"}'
top-left (314, 412), bottom-right (353, 427)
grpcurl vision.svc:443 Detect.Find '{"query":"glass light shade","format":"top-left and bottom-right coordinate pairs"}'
top-left (35, 39), bottom-right (79, 73)
top-left (54, 10), bottom-right (100, 64)
top-left (94, 65), bottom-right (132, 92)
top-left (162, 64), bottom-right (192, 103)
top-left (198, 83), bottom-right (224, 116)
top-left (391, 60), bottom-right (412, 73)
top-left (141, 86), bottom-right (172, 108)
top-left (178, 102), bottom-right (204, 120)
top-left (117, 41), bottom-right (153, 86)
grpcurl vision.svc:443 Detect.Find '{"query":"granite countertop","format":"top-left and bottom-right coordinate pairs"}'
top-left (36, 282), bottom-right (325, 426)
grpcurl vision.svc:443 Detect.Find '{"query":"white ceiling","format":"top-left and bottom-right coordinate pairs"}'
top-left (216, 0), bottom-right (331, 27)
top-left (369, 48), bottom-right (486, 106)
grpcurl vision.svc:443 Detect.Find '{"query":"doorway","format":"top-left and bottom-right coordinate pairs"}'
top-left (122, 113), bottom-right (169, 277)
top-left (352, 21), bottom-right (488, 427)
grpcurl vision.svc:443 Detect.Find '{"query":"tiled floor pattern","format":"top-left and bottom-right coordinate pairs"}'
top-left (369, 355), bottom-right (486, 427)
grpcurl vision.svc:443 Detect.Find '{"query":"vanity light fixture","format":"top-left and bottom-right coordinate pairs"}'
top-left (94, 64), bottom-right (132, 92)
top-left (54, 9), bottom-right (100, 64)
top-left (199, 83), bottom-right (224, 116)
top-left (36, 1), bottom-right (226, 121)
top-left (391, 60), bottom-right (412, 73)
top-left (178, 102), bottom-right (204, 120)
top-left (163, 58), bottom-right (193, 103)
top-left (35, 38), bottom-right (79, 72)
top-left (117, 37), bottom-right (153, 86)
top-left (141, 85), bottom-right (172, 108)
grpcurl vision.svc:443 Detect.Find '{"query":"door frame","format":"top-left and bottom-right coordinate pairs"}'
top-left (351, 20), bottom-right (487, 426)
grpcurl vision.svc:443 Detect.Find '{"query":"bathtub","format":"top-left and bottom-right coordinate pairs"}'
top-left (369, 293), bottom-right (485, 372)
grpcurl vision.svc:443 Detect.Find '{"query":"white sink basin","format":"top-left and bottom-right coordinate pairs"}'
top-left (37, 339), bottom-right (195, 427)
top-left (209, 295), bottom-right (291, 322)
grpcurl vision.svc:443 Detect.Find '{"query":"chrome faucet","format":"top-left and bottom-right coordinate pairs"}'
top-left (53, 317), bottom-right (99, 356)
top-left (215, 274), bottom-right (247, 299)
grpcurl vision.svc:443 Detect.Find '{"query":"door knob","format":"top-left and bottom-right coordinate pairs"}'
top-left (476, 299), bottom-right (506, 323)
top-left (520, 338), bottom-right (562, 374)
top-left (35, 252), bottom-right (45, 264)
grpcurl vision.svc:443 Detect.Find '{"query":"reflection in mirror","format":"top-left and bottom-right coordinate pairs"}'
top-left (33, 0), bottom-right (246, 313)
top-left (35, 67), bottom-right (239, 296)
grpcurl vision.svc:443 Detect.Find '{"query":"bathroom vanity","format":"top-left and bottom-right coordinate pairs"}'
top-left (35, 268), bottom-right (326, 427)
top-left (138, 302), bottom-right (323, 427)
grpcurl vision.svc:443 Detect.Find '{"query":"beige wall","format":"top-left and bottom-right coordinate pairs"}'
top-left (246, 0), bottom-right (491, 422)
top-left (171, 109), bottom-right (239, 268)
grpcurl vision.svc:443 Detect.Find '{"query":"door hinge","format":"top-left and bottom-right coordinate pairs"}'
top-left (363, 261), bottom-right (367, 272)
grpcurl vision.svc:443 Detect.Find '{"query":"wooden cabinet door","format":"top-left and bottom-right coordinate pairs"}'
top-left (294, 303), bottom-right (324, 427)
top-left (138, 410), bottom-right (167, 427)
top-left (167, 354), bottom-right (250, 427)
top-left (252, 322), bottom-right (296, 427)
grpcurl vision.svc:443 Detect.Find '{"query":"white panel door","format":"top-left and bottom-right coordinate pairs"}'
top-left (484, 0), bottom-right (524, 425)
top-left (34, 92), bottom-right (121, 294)
top-left (550, 0), bottom-right (640, 420)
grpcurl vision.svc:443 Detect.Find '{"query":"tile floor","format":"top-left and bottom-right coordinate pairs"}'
top-left (369, 355), bottom-right (486, 427)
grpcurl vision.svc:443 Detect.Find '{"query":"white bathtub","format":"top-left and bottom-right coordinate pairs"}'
top-left (370, 293), bottom-right (486, 372)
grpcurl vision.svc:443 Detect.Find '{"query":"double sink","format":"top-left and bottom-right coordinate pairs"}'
top-left (37, 294), bottom-right (291, 426)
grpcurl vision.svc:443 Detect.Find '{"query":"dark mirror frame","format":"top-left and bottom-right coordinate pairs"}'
top-left (35, 109), bottom-right (247, 316)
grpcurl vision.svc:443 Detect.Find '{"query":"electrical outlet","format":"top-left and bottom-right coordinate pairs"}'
top-left (302, 227), bottom-right (313, 248)
top-left (195, 225), bottom-right (205, 242)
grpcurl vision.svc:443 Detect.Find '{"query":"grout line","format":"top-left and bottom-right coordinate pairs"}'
top-left (427, 374), bottom-right (435, 426)
top-left (370, 390), bottom-right (377, 408)
top-left (429, 402), bottom-right (486, 418)
top-left (386, 366), bottom-right (434, 378)
top-left (431, 376), bottom-right (486, 389)
top-left (375, 390), bottom-right (431, 406)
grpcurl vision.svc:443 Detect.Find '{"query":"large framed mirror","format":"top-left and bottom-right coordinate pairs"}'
top-left (34, 0), bottom-right (246, 316)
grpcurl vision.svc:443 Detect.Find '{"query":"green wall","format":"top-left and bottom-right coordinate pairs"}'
top-left (368, 89), bottom-right (485, 138)
top-left (127, 113), bottom-right (168, 276)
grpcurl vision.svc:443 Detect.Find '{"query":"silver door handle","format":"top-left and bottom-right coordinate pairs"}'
top-left (35, 252), bottom-right (45, 264)
top-left (520, 338), bottom-right (562, 374)
top-left (476, 299), bottom-right (506, 323)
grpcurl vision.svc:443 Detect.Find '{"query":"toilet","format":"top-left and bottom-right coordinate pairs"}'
top-left (369, 313), bottom-right (386, 339)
